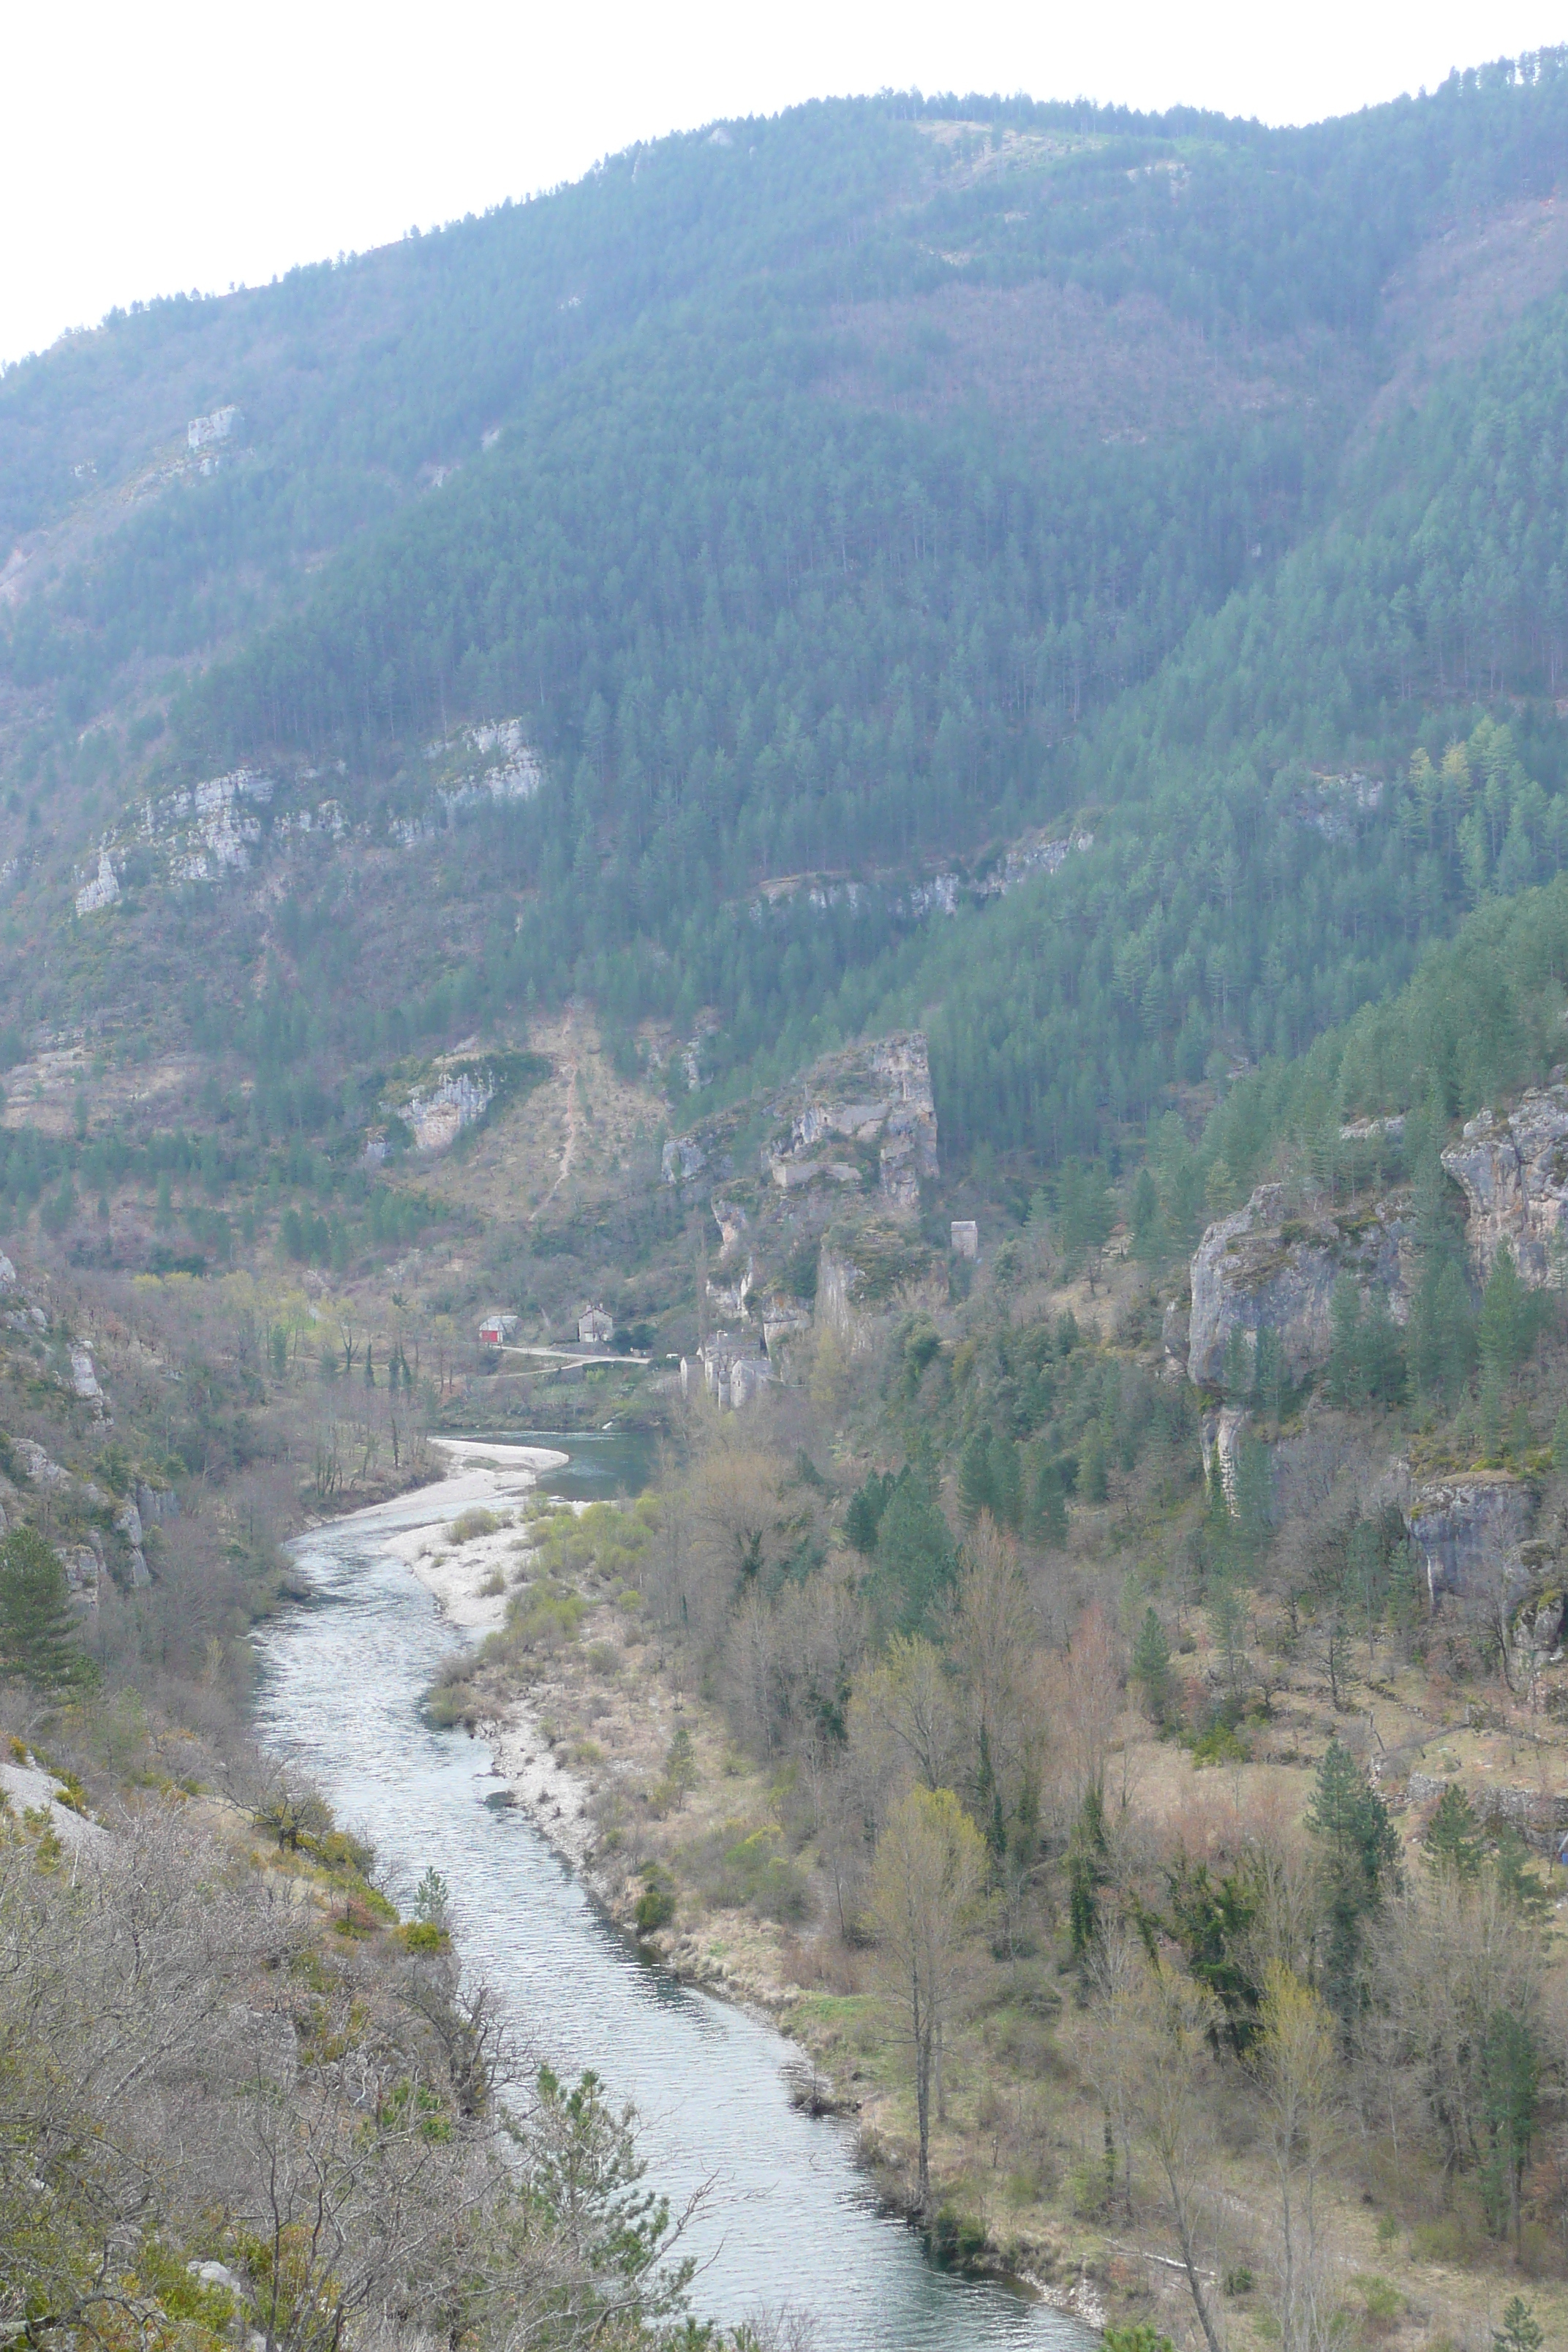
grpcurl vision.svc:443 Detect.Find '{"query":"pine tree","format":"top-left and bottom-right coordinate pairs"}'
top-left (958, 1430), bottom-right (996, 1525)
top-left (1068, 1780), bottom-right (1109, 1970)
top-left (1479, 1243), bottom-right (1537, 1379)
top-left (987, 1431), bottom-right (1022, 1530)
top-left (1327, 1278), bottom-right (1363, 1407)
top-left (1032, 1460), bottom-right (1068, 1547)
top-left (1131, 1166), bottom-right (1161, 1262)
top-left (0, 1528), bottom-right (97, 1692)
top-left (1494, 2298), bottom-right (1544, 2352)
top-left (1422, 1782), bottom-right (1485, 1879)
top-left (1131, 1606), bottom-right (1172, 1724)
top-left (1306, 1738), bottom-right (1399, 2021)
top-left (1482, 2010), bottom-right (1539, 2252)
top-left (870, 1471), bottom-right (957, 1636)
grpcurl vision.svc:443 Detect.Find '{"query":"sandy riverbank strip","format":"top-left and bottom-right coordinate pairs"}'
top-left (380, 1437), bottom-right (598, 1869)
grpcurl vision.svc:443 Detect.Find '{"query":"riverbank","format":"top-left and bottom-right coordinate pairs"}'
top-left (262, 1462), bottom-right (1100, 2352)
top-left (378, 1451), bottom-right (1109, 2323)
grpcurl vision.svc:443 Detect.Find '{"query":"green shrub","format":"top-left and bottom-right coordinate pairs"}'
top-left (1352, 2274), bottom-right (1402, 2329)
top-left (929, 2206), bottom-right (988, 2267)
top-left (634, 1876), bottom-right (677, 1934)
top-left (1191, 1720), bottom-right (1248, 1768)
top-left (505, 1579), bottom-right (585, 1653)
top-left (448, 1507), bottom-right (500, 1544)
top-left (696, 1825), bottom-right (810, 1921)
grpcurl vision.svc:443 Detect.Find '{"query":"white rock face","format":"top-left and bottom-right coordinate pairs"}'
top-left (1187, 1183), bottom-right (1409, 1389)
top-left (186, 406), bottom-right (242, 451)
top-left (1406, 1474), bottom-right (1537, 1604)
top-left (1441, 1088), bottom-right (1568, 1286)
top-left (75, 851), bottom-right (121, 916)
top-left (1199, 1403), bottom-right (1252, 1508)
top-left (421, 717), bottom-right (545, 826)
top-left (166, 769), bottom-right (271, 882)
top-left (15, 1439), bottom-right (69, 1487)
top-left (404, 1068), bottom-right (495, 1152)
top-left (0, 1758), bottom-right (106, 1847)
top-left (69, 1345), bottom-right (102, 1403)
top-left (661, 1136), bottom-right (707, 1186)
top-left (711, 1198), bottom-right (748, 1254)
top-left (761, 1297), bottom-right (813, 1356)
top-left (763, 1030), bottom-right (938, 1214)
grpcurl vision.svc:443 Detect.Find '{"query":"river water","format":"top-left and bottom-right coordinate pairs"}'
top-left (253, 1432), bottom-right (1092, 2352)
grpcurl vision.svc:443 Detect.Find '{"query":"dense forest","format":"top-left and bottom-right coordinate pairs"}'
top-left (27, 54), bottom-right (1547, 1168)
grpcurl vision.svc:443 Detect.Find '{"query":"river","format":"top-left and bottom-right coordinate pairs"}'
top-left (253, 1431), bottom-right (1094, 2352)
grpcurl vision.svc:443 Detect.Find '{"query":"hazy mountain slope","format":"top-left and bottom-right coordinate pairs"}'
top-left (1, 61), bottom-right (1568, 1207)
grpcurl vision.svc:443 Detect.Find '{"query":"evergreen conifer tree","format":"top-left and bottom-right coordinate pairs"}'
top-left (0, 1528), bottom-right (97, 1692)
top-left (958, 1430), bottom-right (996, 1526)
top-left (1422, 1782), bottom-right (1485, 1879)
top-left (1306, 1739), bottom-right (1399, 2021)
top-left (1131, 1606), bottom-right (1172, 1724)
top-left (1130, 1167), bottom-right (1161, 1262)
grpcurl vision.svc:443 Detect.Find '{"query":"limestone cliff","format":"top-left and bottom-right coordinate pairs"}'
top-left (1405, 1472), bottom-right (1537, 1604)
top-left (764, 1030), bottom-right (938, 1213)
top-left (1440, 1086), bottom-right (1568, 1286)
top-left (1186, 1183), bottom-right (1409, 1389)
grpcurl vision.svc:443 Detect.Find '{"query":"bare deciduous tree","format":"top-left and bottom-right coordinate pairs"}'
top-left (868, 1784), bottom-right (987, 2212)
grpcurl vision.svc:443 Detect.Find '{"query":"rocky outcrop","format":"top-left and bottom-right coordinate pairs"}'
top-left (761, 1295), bottom-right (813, 1357)
top-left (712, 1198), bottom-right (747, 1255)
top-left (164, 769), bottom-right (271, 883)
top-left (114, 1498), bottom-right (151, 1588)
top-left (74, 851), bottom-right (121, 916)
top-left (763, 1030), bottom-right (938, 1215)
top-left (402, 1066), bottom-right (496, 1153)
top-left (1199, 1404), bottom-right (1251, 1509)
top-left (423, 717), bottom-right (544, 811)
top-left (661, 1136), bottom-right (706, 1186)
top-left (1513, 1587), bottom-right (1565, 1662)
top-left (1187, 1183), bottom-right (1409, 1389)
top-left (815, 1251), bottom-right (864, 1343)
top-left (1404, 1473), bottom-right (1536, 1605)
top-left (706, 1256), bottom-right (755, 1321)
top-left (1440, 1088), bottom-right (1568, 1286)
top-left (15, 1440), bottom-right (68, 1488)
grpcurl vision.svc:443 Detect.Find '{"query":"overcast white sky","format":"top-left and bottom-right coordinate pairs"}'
top-left (4, 1), bottom-right (1564, 369)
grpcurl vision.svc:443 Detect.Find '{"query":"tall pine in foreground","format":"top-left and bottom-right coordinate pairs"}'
top-left (0, 1528), bottom-right (97, 1692)
top-left (1306, 1738), bottom-right (1399, 2025)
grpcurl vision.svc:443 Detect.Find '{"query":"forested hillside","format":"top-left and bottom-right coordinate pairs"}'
top-left (13, 44), bottom-right (1568, 2352)
top-left (4, 56), bottom-right (1568, 1177)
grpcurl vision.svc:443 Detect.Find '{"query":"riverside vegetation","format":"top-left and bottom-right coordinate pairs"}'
top-left (8, 42), bottom-right (1568, 2352)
